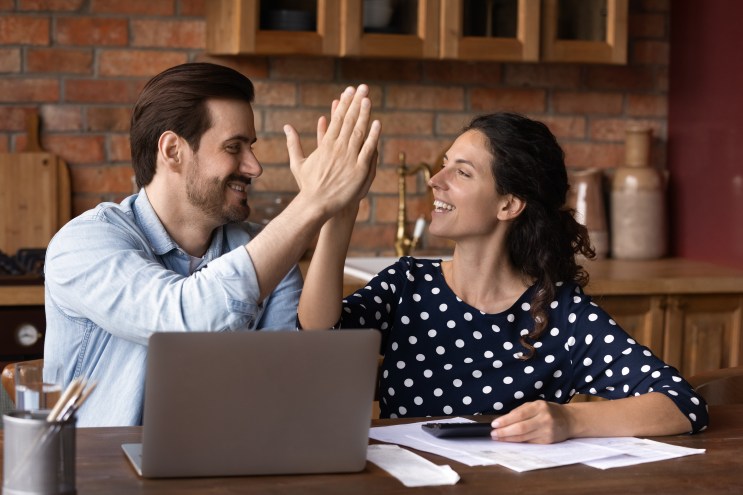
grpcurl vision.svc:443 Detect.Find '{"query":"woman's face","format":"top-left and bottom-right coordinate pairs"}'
top-left (428, 129), bottom-right (508, 242)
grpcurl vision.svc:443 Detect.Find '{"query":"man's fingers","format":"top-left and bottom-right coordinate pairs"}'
top-left (324, 86), bottom-right (356, 140)
top-left (316, 115), bottom-right (328, 146)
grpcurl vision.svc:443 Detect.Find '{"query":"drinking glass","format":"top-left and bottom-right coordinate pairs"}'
top-left (14, 361), bottom-right (61, 411)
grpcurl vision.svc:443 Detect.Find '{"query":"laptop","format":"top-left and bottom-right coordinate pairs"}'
top-left (122, 329), bottom-right (381, 478)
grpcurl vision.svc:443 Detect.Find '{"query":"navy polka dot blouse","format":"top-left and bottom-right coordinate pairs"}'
top-left (340, 257), bottom-right (708, 433)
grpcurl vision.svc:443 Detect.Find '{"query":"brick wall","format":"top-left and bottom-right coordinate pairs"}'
top-left (0, 0), bottom-right (670, 256)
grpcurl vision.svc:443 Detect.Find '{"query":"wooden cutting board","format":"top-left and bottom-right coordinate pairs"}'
top-left (0, 113), bottom-right (71, 254)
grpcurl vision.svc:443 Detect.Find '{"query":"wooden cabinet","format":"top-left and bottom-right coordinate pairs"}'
top-left (585, 259), bottom-right (743, 378)
top-left (206, 0), bottom-right (628, 64)
top-left (541, 0), bottom-right (628, 64)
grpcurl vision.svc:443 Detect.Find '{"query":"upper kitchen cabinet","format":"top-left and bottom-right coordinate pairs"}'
top-left (340, 0), bottom-right (440, 58)
top-left (206, 0), bottom-right (340, 56)
top-left (541, 0), bottom-right (628, 64)
top-left (440, 0), bottom-right (540, 61)
top-left (206, 0), bottom-right (629, 64)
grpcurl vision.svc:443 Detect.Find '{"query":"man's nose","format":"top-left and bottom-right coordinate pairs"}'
top-left (242, 151), bottom-right (263, 178)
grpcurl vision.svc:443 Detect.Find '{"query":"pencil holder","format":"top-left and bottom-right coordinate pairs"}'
top-left (3, 410), bottom-right (76, 495)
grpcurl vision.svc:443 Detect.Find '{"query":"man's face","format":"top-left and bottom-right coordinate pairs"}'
top-left (185, 98), bottom-right (262, 224)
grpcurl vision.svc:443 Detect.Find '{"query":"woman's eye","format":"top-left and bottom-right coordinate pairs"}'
top-left (457, 169), bottom-right (470, 177)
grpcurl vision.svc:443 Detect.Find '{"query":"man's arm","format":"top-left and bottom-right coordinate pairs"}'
top-left (245, 84), bottom-right (381, 302)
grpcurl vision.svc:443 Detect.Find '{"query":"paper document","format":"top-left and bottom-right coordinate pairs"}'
top-left (369, 417), bottom-right (705, 472)
top-left (367, 444), bottom-right (460, 487)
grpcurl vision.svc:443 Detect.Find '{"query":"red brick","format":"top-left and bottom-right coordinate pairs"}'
top-left (368, 168), bottom-right (399, 194)
top-left (349, 224), bottom-right (397, 252)
top-left (631, 40), bottom-right (670, 65)
top-left (263, 108), bottom-right (326, 134)
top-left (0, 15), bottom-right (49, 44)
top-left (252, 135), bottom-right (289, 165)
top-left (108, 134), bottom-right (131, 162)
top-left (538, 115), bottom-right (587, 140)
top-left (55, 18), bottom-right (128, 46)
top-left (26, 48), bottom-right (93, 74)
top-left (0, 78), bottom-right (59, 102)
top-left (423, 60), bottom-right (502, 85)
top-left (504, 64), bottom-right (581, 88)
top-left (586, 66), bottom-right (656, 91)
top-left (552, 91), bottom-right (623, 115)
top-left (340, 59), bottom-right (422, 82)
top-left (65, 79), bottom-right (144, 103)
top-left (195, 55), bottom-right (270, 79)
top-left (470, 87), bottom-right (546, 114)
top-left (299, 83), bottom-right (383, 108)
top-left (178, 0), bottom-right (205, 16)
top-left (435, 113), bottom-right (473, 136)
top-left (40, 105), bottom-right (83, 131)
top-left (90, 0), bottom-right (174, 15)
top-left (132, 19), bottom-right (205, 49)
top-left (0, 48), bottom-right (21, 72)
top-left (271, 56), bottom-right (335, 80)
top-left (0, 138), bottom-right (9, 152)
top-left (99, 50), bottom-right (188, 77)
top-left (381, 138), bottom-right (450, 169)
top-left (639, 0), bottom-right (670, 14)
top-left (0, 0), bottom-right (13, 9)
top-left (251, 81), bottom-right (297, 106)
top-left (45, 135), bottom-right (105, 164)
top-left (629, 13), bottom-right (667, 38)
top-left (627, 94), bottom-right (667, 117)
top-left (375, 111), bottom-right (434, 136)
top-left (73, 195), bottom-right (105, 217)
top-left (19, 0), bottom-right (85, 11)
top-left (86, 106), bottom-right (131, 132)
top-left (374, 194), bottom-right (431, 224)
top-left (71, 164), bottom-right (135, 193)
top-left (387, 85), bottom-right (464, 111)
top-left (251, 165), bottom-right (297, 193)
top-left (0, 107), bottom-right (32, 131)
top-left (561, 142), bottom-right (625, 169)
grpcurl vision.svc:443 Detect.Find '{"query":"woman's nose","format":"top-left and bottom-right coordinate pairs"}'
top-left (428, 169), bottom-right (446, 189)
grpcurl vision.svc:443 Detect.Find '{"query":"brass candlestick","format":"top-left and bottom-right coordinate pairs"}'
top-left (395, 152), bottom-right (432, 257)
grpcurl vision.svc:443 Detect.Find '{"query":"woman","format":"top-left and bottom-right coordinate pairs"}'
top-left (298, 112), bottom-right (708, 444)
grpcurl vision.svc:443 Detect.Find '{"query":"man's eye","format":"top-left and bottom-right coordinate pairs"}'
top-left (226, 145), bottom-right (240, 154)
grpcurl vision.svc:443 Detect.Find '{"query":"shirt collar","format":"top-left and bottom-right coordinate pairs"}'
top-left (131, 188), bottom-right (226, 261)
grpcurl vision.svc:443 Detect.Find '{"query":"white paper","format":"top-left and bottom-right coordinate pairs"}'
top-left (367, 444), bottom-right (460, 487)
top-left (369, 417), bottom-right (705, 472)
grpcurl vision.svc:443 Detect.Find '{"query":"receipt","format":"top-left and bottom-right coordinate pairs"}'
top-left (367, 444), bottom-right (460, 487)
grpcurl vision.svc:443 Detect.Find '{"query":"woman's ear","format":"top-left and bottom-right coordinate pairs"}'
top-left (497, 194), bottom-right (526, 221)
top-left (157, 131), bottom-right (183, 172)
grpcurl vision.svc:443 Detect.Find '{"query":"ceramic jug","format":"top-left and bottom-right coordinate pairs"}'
top-left (610, 127), bottom-right (668, 259)
top-left (567, 167), bottom-right (609, 259)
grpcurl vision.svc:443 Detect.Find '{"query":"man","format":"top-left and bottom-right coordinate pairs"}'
top-left (43, 62), bottom-right (380, 426)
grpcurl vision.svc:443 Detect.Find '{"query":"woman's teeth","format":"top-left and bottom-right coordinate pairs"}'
top-left (434, 200), bottom-right (455, 211)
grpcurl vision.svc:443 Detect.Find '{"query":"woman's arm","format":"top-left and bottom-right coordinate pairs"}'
top-left (490, 392), bottom-right (692, 444)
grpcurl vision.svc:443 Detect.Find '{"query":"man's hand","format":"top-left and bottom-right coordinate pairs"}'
top-left (283, 84), bottom-right (381, 220)
top-left (490, 400), bottom-right (573, 444)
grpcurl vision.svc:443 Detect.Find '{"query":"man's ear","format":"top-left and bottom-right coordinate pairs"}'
top-left (157, 131), bottom-right (183, 172)
top-left (497, 194), bottom-right (526, 221)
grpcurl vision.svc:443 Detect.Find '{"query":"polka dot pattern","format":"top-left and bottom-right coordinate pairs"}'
top-left (340, 257), bottom-right (708, 433)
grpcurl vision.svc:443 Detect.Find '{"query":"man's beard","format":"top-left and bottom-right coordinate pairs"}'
top-left (185, 156), bottom-right (251, 224)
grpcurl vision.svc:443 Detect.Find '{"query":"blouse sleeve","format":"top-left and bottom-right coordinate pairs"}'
top-left (562, 285), bottom-right (709, 433)
top-left (339, 257), bottom-right (412, 351)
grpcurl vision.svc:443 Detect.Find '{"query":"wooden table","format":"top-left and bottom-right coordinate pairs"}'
top-left (2, 405), bottom-right (742, 494)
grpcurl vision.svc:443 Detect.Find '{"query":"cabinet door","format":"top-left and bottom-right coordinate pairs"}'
top-left (340, 0), bottom-right (439, 58)
top-left (592, 295), bottom-right (666, 357)
top-left (663, 295), bottom-right (743, 377)
top-left (440, 0), bottom-right (540, 61)
top-left (206, 0), bottom-right (340, 55)
top-left (541, 0), bottom-right (628, 64)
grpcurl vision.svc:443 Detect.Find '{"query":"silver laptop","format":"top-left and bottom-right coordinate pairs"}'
top-left (122, 329), bottom-right (380, 478)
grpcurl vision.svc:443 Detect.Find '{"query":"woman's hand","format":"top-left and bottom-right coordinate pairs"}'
top-left (490, 400), bottom-right (573, 444)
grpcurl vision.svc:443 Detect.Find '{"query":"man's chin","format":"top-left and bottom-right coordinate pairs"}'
top-left (222, 205), bottom-right (250, 224)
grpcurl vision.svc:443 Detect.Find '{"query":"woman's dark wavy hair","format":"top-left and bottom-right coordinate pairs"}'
top-left (130, 62), bottom-right (255, 188)
top-left (464, 112), bottom-right (595, 360)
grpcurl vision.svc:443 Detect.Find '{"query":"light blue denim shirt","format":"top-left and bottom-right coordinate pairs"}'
top-left (43, 189), bottom-right (302, 427)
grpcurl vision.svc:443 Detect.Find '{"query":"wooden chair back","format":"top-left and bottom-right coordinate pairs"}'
top-left (687, 366), bottom-right (743, 406)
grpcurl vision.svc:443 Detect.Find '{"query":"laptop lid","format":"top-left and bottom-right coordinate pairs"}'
top-left (122, 329), bottom-right (381, 478)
